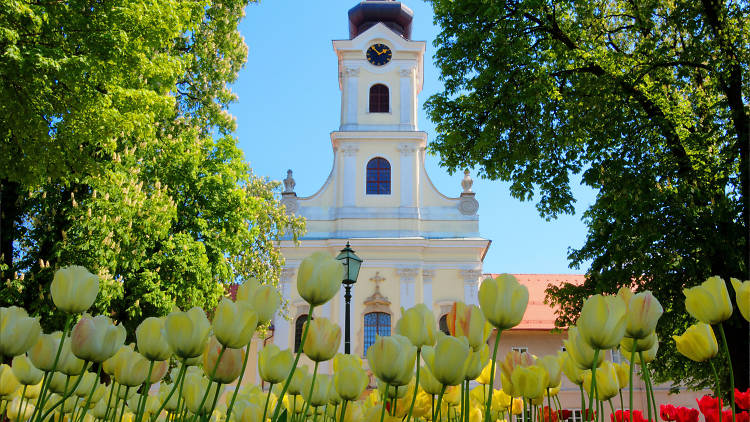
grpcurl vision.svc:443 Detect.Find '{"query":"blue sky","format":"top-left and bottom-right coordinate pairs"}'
top-left (229, 0), bottom-right (597, 275)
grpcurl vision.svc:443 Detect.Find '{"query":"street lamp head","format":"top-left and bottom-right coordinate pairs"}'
top-left (336, 241), bottom-right (362, 285)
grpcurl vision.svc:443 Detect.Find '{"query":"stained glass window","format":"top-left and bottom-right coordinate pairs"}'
top-left (438, 314), bottom-right (450, 335)
top-left (363, 312), bottom-right (391, 355)
top-left (369, 84), bottom-right (389, 112)
top-left (366, 157), bottom-right (391, 195)
top-left (294, 314), bottom-right (312, 352)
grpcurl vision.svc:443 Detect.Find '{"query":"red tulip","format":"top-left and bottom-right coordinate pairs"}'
top-left (736, 389), bottom-right (750, 411)
top-left (661, 404), bottom-right (678, 421)
top-left (698, 395), bottom-right (724, 422)
top-left (735, 412), bottom-right (749, 422)
top-left (538, 406), bottom-right (558, 422)
top-left (559, 410), bottom-right (573, 420)
top-left (675, 407), bottom-right (699, 422)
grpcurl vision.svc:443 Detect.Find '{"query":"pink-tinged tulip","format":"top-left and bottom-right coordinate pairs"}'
top-left (446, 301), bottom-right (492, 350)
top-left (0, 306), bottom-right (41, 359)
top-left (51, 266), bottom-right (99, 313)
top-left (684, 276), bottom-right (733, 324)
top-left (673, 322), bottom-right (718, 362)
top-left (577, 295), bottom-right (627, 350)
top-left (203, 336), bottom-right (244, 384)
top-left (302, 317), bottom-right (341, 362)
top-left (297, 252), bottom-right (343, 307)
top-left (395, 304), bottom-right (437, 348)
top-left (102, 344), bottom-right (133, 376)
top-left (114, 347), bottom-right (150, 387)
top-left (479, 274), bottom-right (529, 330)
top-left (538, 354), bottom-right (562, 388)
top-left (625, 291), bottom-right (663, 339)
top-left (249, 283), bottom-right (282, 324)
top-left (731, 278), bottom-right (750, 322)
top-left (71, 314), bottom-right (126, 362)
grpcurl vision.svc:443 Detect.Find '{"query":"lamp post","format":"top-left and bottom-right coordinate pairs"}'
top-left (336, 242), bottom-right (362, 354)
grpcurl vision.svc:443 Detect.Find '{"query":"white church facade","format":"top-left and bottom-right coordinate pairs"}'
top-left (273, 1), bottom-right (490, 359)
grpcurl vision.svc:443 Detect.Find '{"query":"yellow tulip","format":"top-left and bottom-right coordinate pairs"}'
top-left (673, 322), bottom-right (719, 362)
top-left (102, 344), bottom-right (133, 376)
top-left (582, 360), bottom-right (619, 401)
top-left (182, 372), bottom-right (224, 415)
top-left (28, 332), bottom-right (61, 371)
top-left (58, 334), bottom-right (86, 376)
top-left (135, 317), bottom-right (171, 361)
top-left (71, 314), bottom-right (126, 363)
top-left (620, 331), bottom-right (657, 353)
top-left (89, 383), bottom-right (107, 403)
top-left (731, 278), bottom-right (750, 322)
top-left (0, 306), bottom-right (41, 358)
top-left (395, 304), bottom-right (437, 348)
top-left (339, 401), bottom-right (364, 422)
top-left (165, 307), bottom-right (210, 359)
top-left (11, 355), bottom-right (43, 385)
top-left (511, 365), bottom-right (547, 400)
top-left (0, 364), bottom-right (20, 397)
top-left (617, 287), bottom-right (634, 309)
top-left (499, 349), bottom-right (534, 379)
top-left (446, 301), bottom-right (492, 350)
top-left (6, 396), bottom-right (34, 422)
top-left (114, 347), bottom-right (150, 387)
top-left (50, 266), bottom-right (99, 313)
top-left (239, 402), bottom-right (263, 422)
top-left (75, 371), bottom-right (98, 398)
top-left (302, 317), bottom-right (341, 362)
top-left (91, 398), bottom-right (109, 419)
top-left (212, 298), bottom-right (258, 349)
top-left (367, 334), bottom-right (416, 387)
top-left (464, 343), bottom-right (490, 380)
top-left (332, 353), bottom-right (369, 400)
top-left (577, 294), bottom-right (627, 349)
top-left (560, 350), bottom-right (585, 386)
top-left (625, 291), bottom-right (663, 339)
top-left (443, 384), bottom-right (461, 405)
top-left (565, 325), bottom-right (605, 370)
top-left (258, 344), bottom-right (294, 384)
top-left (684, 276), bottom-right (733, 324)
top-left (23, 381), bottom-right (42, 399)
top-left (614, 362), bottom-right (629, 389)
top-left (203, 336), bottom-right (244, 383)
top-left (363, 404), bottom-right (401, 422)
top-left (287, 364), bottom-right (309, 395)
top-left (296, 252), bottom-right (343, 306)
top-left (303, 373), bottom-right (332, 407)
top-left (511, 397), bottom-right (523, 415)
top-left (500, 371), bottom-right (518, 397)
top-left (418, 364), bottom-right (443, 395)
top-left (249, 283), bottom-right (282, 324)
top-left (492, 389), bottom-right (512, 412)
top-left (538, 354), bottom-right (562, 388)
top-left (478, 274), bottom-right (529, 330)
top-left (622, 336), bottom-right (658, 365)
top-left (48, 372), bottom-right (78, 395)
top-left (158, 382), bottom-right (180, 411)
top-left (422, 332), bottom-right (470, 387)
top-left (476, 360), bottom-right (495, 385)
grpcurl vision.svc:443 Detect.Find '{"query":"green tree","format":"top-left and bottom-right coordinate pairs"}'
top-left (426, 0), bottom-right (748, 391)
top-left (0, 0), bottom-right (304, 333)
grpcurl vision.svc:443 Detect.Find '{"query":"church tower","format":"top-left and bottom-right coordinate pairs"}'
top-left (276, 1), bottom-right (490, 361)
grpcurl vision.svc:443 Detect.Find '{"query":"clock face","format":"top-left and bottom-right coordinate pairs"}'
top-left (366, 44), bottom-right (392, 66)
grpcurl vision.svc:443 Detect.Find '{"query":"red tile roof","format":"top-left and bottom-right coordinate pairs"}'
top-left (483, 273), bottom-right (585, 330)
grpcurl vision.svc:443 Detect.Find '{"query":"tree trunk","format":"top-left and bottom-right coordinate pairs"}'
top-left (0, 179), bottom-right (20, 282)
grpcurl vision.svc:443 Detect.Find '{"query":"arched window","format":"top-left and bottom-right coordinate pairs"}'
top-left (294, 314), bottom-right (311, 352)
top-left (366, 157), bottom-right (391, 195)
top-left (363, 312), bottom-right (391, 354)
top-left (438, 314), bottom-right (451, 335)
top-left (369, 84), bottom-right (389, 113)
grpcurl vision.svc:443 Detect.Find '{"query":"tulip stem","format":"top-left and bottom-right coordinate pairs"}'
top-left (40, 360), bottom-right (90, 422)
top-left (107, 383), bottom-right (122, 422)
top-left (432, 394), bottom-right (435, 419)
top-left (151, 361), bottom-right (186, 422)
top-left (190, 346), bottom-right (226, 422)
top-left (270, 306), bottom-right (314, 422)
top-left (485, 329), bottom-right (503, 422)
top-left (77, 363), bottom-right (102, 422)
top-left (580, 386), bottom-right (586, 422)
top-left (205, 381), bottom-right (223, 422)
top-left (134, 361), bottom-right (155, 422)
top-left (587, 349), bottom-right (600, 422)
top-left (717, 324), bottom-right (736, 422)
top-left (618, 388), bottom-right (624, 418)
top-left (33, 315), bottom-right (74, 422)
top-left (464, 380), bottom-right (470, 422)
top-left (224, 337), bottom-right (253, 422)
top-left (405, 348), bottom-right (421, 422)
top-left (393, 386), bottom-right (398, 416)
top-left (300, 360), bottom-right (319, 421)
top-left (434, 385), bottom-right (448, 422)
top-left (638, 352), bottom-right (655, 422)
top-left (117, 387), bottom-right (130, 422)
top-left (379, 385), bottom-right (389, 422)
top-left (628, 348), bottom-right (636, 422)
top-left (338, 400), bottom-right (348, 422)
top-left (262, 382), bottom-right (275, 422)
top-left (709, 361), bottom-right (722, 402)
